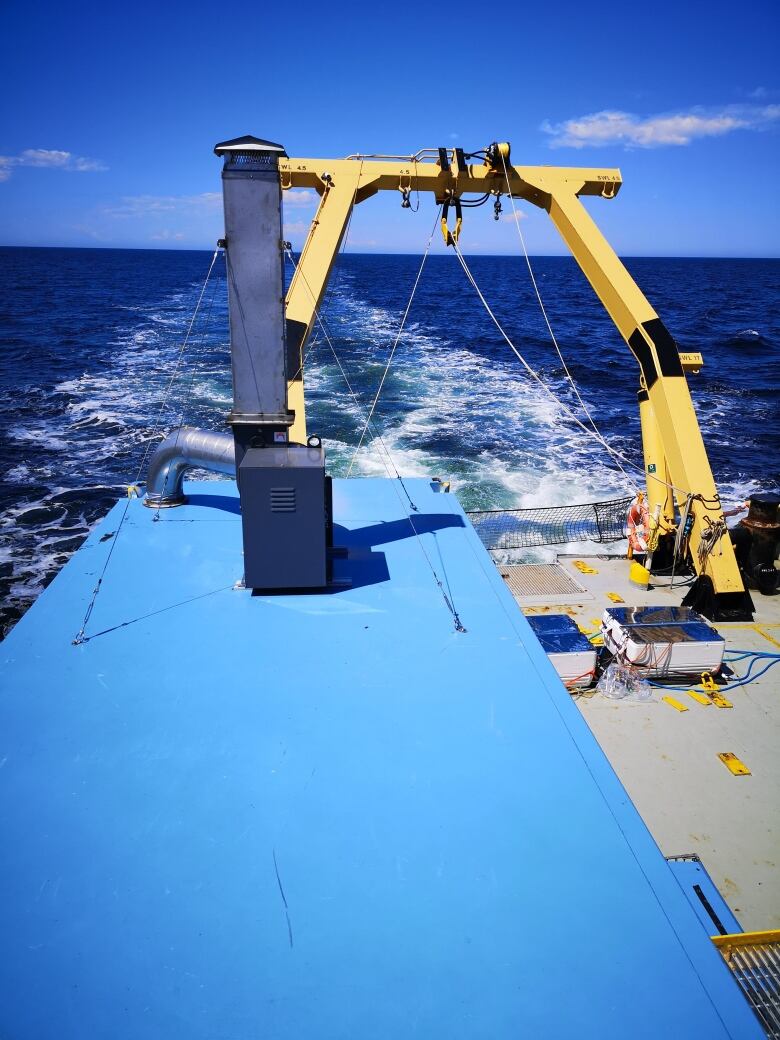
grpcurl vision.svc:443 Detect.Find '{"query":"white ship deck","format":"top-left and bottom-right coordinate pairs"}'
top-left (506, 554), bottom-right (780, 932)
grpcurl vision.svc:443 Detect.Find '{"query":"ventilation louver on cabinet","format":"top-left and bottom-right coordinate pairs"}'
top-left (270, 487), bottom-right (296, 513)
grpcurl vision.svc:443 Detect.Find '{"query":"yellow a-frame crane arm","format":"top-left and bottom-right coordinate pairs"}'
top-left (281, 148), bottom-right (749, 614)
top-left (281, 155), bottom-right (621, 433)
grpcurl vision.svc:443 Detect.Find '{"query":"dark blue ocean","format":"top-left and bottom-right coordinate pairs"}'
top-left (1, 246), bottom-right (778, 636)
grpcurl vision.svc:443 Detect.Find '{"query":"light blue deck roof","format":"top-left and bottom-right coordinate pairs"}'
top-left (0, 478), bottom-right (761, 1038)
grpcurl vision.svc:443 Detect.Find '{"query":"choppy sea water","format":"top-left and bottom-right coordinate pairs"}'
top-left (1, 246), bottom-right (778, 637)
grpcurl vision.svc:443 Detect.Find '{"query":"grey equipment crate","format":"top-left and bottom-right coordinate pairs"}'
top-left (239, 444), bottom-right (329, 591)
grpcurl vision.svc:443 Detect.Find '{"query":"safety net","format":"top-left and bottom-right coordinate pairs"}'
top-left (466, 496), bottom-right (633, 551)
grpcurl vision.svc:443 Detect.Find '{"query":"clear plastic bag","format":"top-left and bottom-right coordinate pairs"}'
top-left (596, 661), bottom-right (653, 702)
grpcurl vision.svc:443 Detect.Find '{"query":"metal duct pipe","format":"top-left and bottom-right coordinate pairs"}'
top-left (143, 427), bottom-right (236, 508)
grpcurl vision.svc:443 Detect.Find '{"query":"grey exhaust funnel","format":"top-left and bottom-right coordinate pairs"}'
top-left (144, 135), bottom-right (331, 593)
top-left (216, 135), bottom-right (292, 466)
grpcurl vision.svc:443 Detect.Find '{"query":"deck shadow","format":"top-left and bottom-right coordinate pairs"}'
top-left (182, 493), bottom-right (241, 516)
top-left (334, 513), bottom-right (465, 549)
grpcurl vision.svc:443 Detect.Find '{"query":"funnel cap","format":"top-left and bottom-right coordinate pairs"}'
top-left (214, 135), bottom-right (287, 157)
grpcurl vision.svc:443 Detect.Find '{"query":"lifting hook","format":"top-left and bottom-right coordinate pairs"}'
top-left (441, 196), bottom-right (463, 246)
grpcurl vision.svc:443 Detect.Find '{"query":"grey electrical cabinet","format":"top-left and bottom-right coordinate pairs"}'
top-left (239, 444), bottom-right (329, 590)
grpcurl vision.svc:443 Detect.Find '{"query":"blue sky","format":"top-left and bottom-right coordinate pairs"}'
top-left (1, 0), bottom-right (777, 256)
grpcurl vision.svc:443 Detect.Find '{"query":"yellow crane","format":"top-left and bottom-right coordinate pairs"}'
top-left (280, 142), bottom-right (750, 618)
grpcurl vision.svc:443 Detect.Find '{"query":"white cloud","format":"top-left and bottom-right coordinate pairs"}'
top-left (0, 147), bottom-right (107, 180)
top-left (542, 104), bottom-right (780, 149)
top-left (69, 191), bottom-right (223, 246)
top-left (283, 189), bottom-right (318, 209)
top-left (107, 189), bottom-right (315, 223)
top-left (102, 192), bottom-right (222, 218)
top-left (500, 209), bottom-right (526, 223)
top-left (283, 220), bottom-right (312, 236)
top-left (69, 222), bottom-right (109, 242)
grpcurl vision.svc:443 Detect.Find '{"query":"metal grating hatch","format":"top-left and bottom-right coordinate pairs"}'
top-left (712, 931), bottom-right (780, 1038)
top-left (500, 563), bottom-right (591, 605)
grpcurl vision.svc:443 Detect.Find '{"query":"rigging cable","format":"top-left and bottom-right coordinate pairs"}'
top-left (73, 248), bottom-right (221, 645)
top-left (284, 228), bottom-right (466, 634)
top-left (143, 249), bottom-right (222, 475)
top-left (496, 153), bottom-right (719, 508)
top-left (450, 239), bottom-right (645, 486)
top-left (153, 256), bottom-right (225, 519)
top-left (289, 158), bottom-right (366, 363)
top-left (283, 157), bottom-right (423, 513)
top-left (283, 247), bottom-right (418, 513)
top-left (347, 206), bottom-right (441, 478)
top-left (497, 153), bottom-right (711, 507)
top-left (498, 151), bottom-right (633, 486)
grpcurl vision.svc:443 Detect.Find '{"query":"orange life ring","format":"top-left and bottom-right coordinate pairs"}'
top-left (627, 493), bottom-right (650, 556)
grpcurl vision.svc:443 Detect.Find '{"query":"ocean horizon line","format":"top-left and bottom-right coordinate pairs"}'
top-left (0, 244), bottom-right (778, 261)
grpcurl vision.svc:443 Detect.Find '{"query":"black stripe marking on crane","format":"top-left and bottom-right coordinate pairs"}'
top-left (628, 318), bottom-right (685, 388)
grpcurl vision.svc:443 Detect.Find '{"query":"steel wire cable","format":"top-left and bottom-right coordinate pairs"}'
top-left (286, 158), bottom-right (366, 367)
top-left (73, 250), bottom-right (221, 644)
top-left (152, 258), bottom-right (226, 519)
top-left (283, 247), bottom-right (418, 512)
top-left (346, 206), bottom-right (442, 478)
top-left (498, 152), bottom-right (637, 489)
top-left (495, 155), bottom-right (710, 506)
top-left (284, 240), bottom-right (466, 632)
top-left (451, 239), bottom-right (644, 485)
